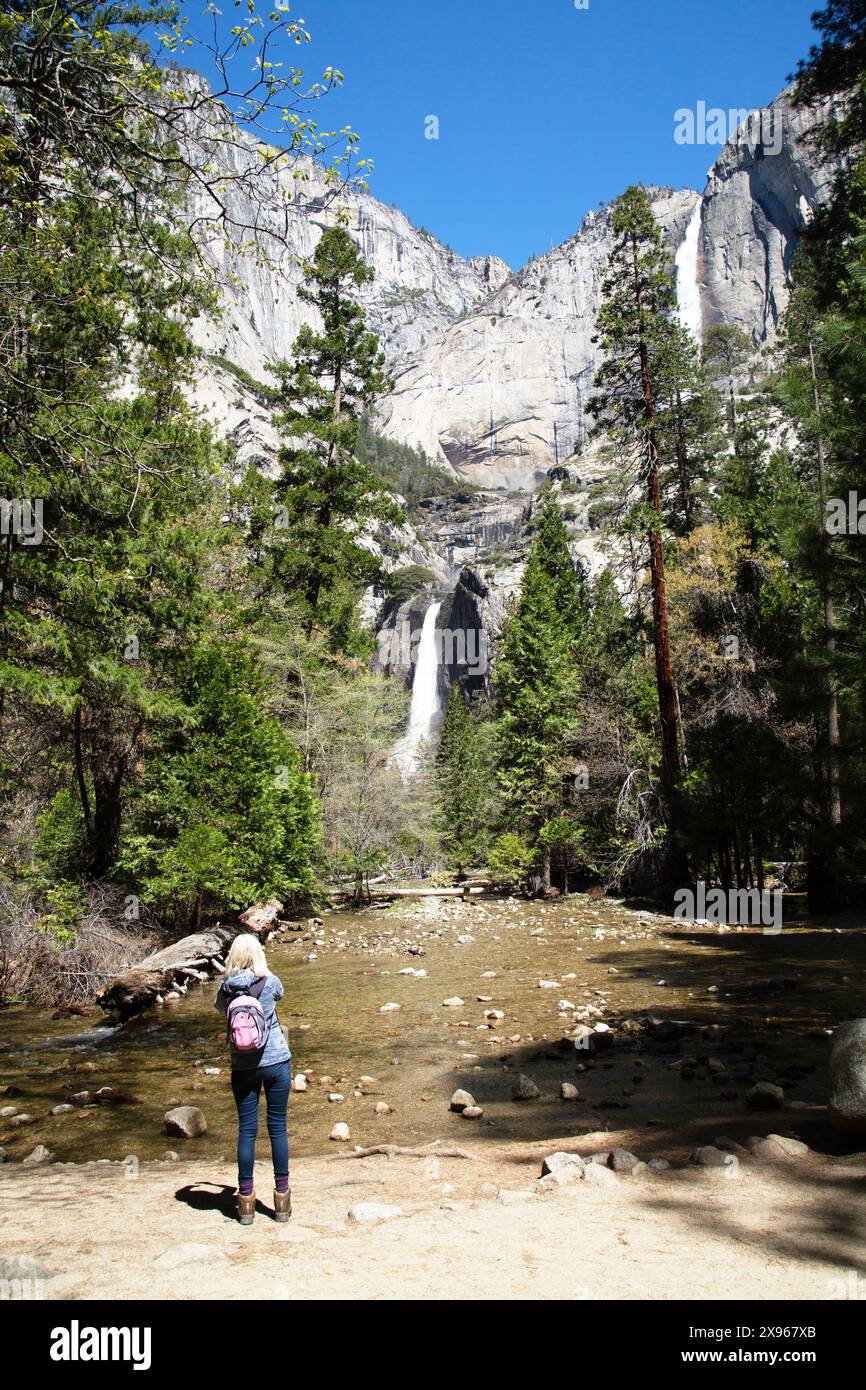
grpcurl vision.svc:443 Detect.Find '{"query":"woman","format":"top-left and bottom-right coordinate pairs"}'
top-left (214, 934), bottom-right (291, 1225)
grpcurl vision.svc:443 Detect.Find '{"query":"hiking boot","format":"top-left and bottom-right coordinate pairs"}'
top-left (237, 1191), bottom-right (255, 1226)
top-left (273, 1187), bottom-right (292, 1222)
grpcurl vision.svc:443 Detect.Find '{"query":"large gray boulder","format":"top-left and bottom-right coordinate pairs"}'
top-left (829, 1019), bottom-right (866, 1135)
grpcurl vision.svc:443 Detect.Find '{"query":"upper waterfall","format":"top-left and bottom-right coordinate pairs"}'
top-left (675, 200), bottom-right (704, 342)
top-left (393, 601), bottom-right (443, 779)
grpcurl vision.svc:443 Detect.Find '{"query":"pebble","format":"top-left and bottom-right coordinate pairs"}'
top-left (329, 1122), bottom-right (350, 1142)
top-left (379, 1003), bottom-right (401, 1013)
top-left (560, 1083), bottom-right (583, 1102)
top-left (374, 1101), bottom-right (393, 1115)
top-left (442, 997), bottom-right (465, 1008)
top-left (461, 1106), bottom-right (484, 1119)
top-left (51, 1104), bottom-right (74, 1115)
top-left (328, 1093), bottom-right (344, 1103)
top-left (292, 1076), bottom-right (308, 1092)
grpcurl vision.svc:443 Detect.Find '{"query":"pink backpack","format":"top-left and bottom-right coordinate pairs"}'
top-left (226, 977), bottom-right (268, 1052)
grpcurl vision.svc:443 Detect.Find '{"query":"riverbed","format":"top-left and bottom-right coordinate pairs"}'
top-left (1, 894), bottom-right (864, 1167)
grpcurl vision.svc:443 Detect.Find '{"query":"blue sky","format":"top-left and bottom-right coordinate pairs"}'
top-left (183, 0), bottom-right (822, 269)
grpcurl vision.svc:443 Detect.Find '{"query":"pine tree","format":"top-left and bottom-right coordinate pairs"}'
top-left (265, 227), bottom-right (403, 647)
top-left (435, 685), bottom-right (488, 866)
top-left (494, 502), bottom-right (581, 888)
top-left (589, 186), bottom-right (685, 851)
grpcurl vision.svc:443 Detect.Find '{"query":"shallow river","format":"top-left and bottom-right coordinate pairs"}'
top-left (0, 894), bottom-right (861, 1167)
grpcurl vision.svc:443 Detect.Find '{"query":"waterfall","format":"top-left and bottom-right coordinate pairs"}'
top-left (393, 600), bottom-right (443, 778)
top-left (675, 200), bottom-right (703, 343)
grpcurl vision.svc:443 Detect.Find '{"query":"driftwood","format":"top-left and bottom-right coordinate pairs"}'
top-left (97, 898), bottom-right (289, 1019)
top-left (332, 1142), bottom-right (474, 1161)
top-left (97, 926), bottom-right (238, 1019)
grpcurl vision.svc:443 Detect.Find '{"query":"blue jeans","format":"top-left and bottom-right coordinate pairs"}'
top-left (231, 1059), bottom-right (291, 1186)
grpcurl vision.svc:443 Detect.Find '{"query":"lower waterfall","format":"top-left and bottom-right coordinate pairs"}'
top-left (393, 600), bottom-right (443, 779)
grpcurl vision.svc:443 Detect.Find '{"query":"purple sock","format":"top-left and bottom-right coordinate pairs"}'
top-left (239, 1179), bottom-right (254, 1196)
top-left (275, 1176), bottom-right (289, 1193)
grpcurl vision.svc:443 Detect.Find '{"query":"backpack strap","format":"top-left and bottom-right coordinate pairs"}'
top-left (247, 976), bottom-right (267, 1000)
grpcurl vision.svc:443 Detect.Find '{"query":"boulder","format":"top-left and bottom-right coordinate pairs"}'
top-left (829, 1019), bottom-right (866, 1135)
top-left (512, 1073), bottom-right (541, 1101)
top-left (461, 1106), bottom-right (484, 1119)
top-left (164, 1105), bottom-right (207, 1139)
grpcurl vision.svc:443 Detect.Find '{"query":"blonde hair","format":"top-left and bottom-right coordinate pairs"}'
top-left (225, 934), bottom-right (268, 978)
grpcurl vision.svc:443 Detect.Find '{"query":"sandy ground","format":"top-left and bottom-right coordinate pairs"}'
top-left (3, 1129), bottom-right (866, 1301)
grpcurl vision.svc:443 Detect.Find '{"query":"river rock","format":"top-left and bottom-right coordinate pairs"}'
top-left (94, 1086), bottom-right (139, 1106)
top-left (541, 1151), bottom-right (585, 1177)
top-left (750, 1134), bottom-right (811, 1163)
top-left (374, 1101), bottom-right (393, 1115)
top-left (690, 1145), bottom-right (729, 1168)
top-left (461, 1105), bottom-right (483, 1119)
top-left (442, 997), bottom-right (465, 1008)
top-left (713, 1136), bottom-right (747, 1154)
top-left (829, 1018), bottom-right (866, 1134)
top-left (584, 1162), bottom-right (619, 1188)
top-left (560, 1082), bottom-right (583, 1101)
top-left (0, 1147), bottom-right (7, 1163)
top-left (538, 1166), bottom-right (583, 1190)
top-left (0, 1085), bottom-right (22, 1098)
top-left (512, 1073), bottom-right (540, 1101)
top-left (292, 1076), bottom-right (308, 1092)
top-left (9, 1114), bottom-right (34, 1127)
top-left (379, 1002), bottom-right (400, 1013)
top-left (609, 1148), bottom-right (642, 1173)
top-left (347, 1202), bottom-right (404, 1224)
top-left (22, 1145), bottom-right (53, 1166)
top-left (51, 1104), bottom-right (74, 1115)
top-left (449, 1088), bottom-right (475, 1112)
top-left (329, 1122), bottom-right (350, 1141)
top-left (164, 1105), bottom-right (207, 1138)
top-left (746, 1082), bottom-right (785, 1110)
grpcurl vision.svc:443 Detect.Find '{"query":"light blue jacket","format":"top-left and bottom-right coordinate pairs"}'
top-left (214, 969), bottom-right (291, 1071)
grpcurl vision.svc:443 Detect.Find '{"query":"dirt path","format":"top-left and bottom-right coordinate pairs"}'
top-left (4, 1132), bottom-right (865, 1301)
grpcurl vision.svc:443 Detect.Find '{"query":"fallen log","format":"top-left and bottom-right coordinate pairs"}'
top-left (97, 899), bottom-right (289, 1019)
top-left (97, 925), bottom-right (237, 1019)
top-left (332, 886), bottom-right (488, 903)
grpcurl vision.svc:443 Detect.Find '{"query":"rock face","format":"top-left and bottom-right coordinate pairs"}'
top-left (829, 1019), bottom-right (866, 1135)
top-left (377, 188), bottom-right (696, 491)
top-left (700, 90), bottom-right (836, 343)
top-left (176, 80), bottom-right (832, 671)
